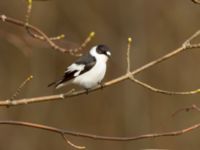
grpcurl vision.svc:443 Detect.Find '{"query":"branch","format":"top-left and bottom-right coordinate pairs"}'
top-left (10, 75), bottom-right (33, 101)
top-left (0, 30), bottom-right (200, 107)
top-left (24, 0), bottom-right (95, 56)
top-left (125, 36), bottom-right (200, 95)
top-left (25, 0), bottom-right (65, 41)
top-left (0, 120), bottom-right (200, 141)
top-left (172, 104), bottom-right (200, 117)
top-left (0, 14), bottom-right (95, 55)
top-left (61, 134), bottom-right (86, 149)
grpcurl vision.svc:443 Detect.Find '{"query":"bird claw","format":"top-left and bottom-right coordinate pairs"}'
top-left (85, 89), bottom-right (89, 95)
top-left (98, 82), bottom-right (104, 90)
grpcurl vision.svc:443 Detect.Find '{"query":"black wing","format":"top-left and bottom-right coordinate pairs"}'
top-left (75, 53), bottom-right (96, 75)
top-left (48, 53), bottom-right (96, 88)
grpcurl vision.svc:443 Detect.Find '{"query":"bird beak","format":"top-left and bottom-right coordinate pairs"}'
top-left (106, 51), bottom-right (111, 57)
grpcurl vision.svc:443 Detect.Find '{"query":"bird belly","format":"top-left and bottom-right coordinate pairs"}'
top-left (73, 62), bottom-right (106, 89)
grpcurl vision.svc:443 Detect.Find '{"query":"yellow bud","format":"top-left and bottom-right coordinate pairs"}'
top-left (28, 0), bottom-right (32, 4)
top-left (128, 37), bottom-right (132, 43)
top-left (90, 32), bottom-right (95, 37)
top-left (60, 34), bottom-right (65, 38)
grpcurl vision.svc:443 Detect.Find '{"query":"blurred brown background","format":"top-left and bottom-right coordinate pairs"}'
top-left (0, 0), bottom-right (200, 149)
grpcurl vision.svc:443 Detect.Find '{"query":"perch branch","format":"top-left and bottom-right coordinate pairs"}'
top-left (0, 30), bottom-right (200, 107)
top-left (0, 120), bottom-right (200, 141)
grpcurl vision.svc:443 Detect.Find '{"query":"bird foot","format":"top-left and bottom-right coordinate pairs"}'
top-left (85, 88), bottom-right (89, 95)
top-left (98, 82), bottom-right (104, 90)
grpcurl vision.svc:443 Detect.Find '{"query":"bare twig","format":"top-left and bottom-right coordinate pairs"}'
top-left (70, 32), bottom-right (95, 56)
top-left (24, 0), bottom-right (95, 55)
top-left (10, 75), bottom-right (33, 101)
top-left (25, 0), bottom-right (65, 41)
top-left (172, 104), bottom-right (200, 117)
top-left (129, 77), bottom-right (200, 95)
top-left (0, 120), bottom-right (200, 141)
top-left (0, 30), bottom-right (200, 107)
top-left (126, 37), bottom-right (132, 73)
top-left (61, 134), bottom-right (86, 149)
top-left (0, 14), bottom-right (95, 55)
top-left (126, 32), bottom-right (200, 95)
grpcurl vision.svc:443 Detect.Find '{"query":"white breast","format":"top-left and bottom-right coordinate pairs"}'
top-left (73, 54), bottom-right (108, 89)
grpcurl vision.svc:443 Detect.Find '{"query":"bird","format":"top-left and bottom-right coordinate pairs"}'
top-left (48, 44), bottom-right (111, 91)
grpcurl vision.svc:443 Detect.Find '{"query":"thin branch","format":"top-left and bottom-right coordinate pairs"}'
top-left (126, 31), bottom-right (200, 95)
top-left (61, 134), bottom-right (86, 149)
top-left (10, 75), bottom-right (33, 101)
top-left (70, 32), bottom-right (95, 56)
top-left (0, 30), bottom-right (200, 107)
top-left (172, 104), bottom-right (200, 117)
top-left (24, 0), bottom-right (94, 55)
top-left (25, 0), bottom-right (65, 41)
top-left (183, 30), bottom-right (200, 45)
top-left (0, 14), bottom-right (95, 55)
top-left (126, 37), bottom-right (132, 73)
top-left (0, 120), bottom-right (200, 141)
top-left (0, 14), bottom-right (65, 53)
top-left (129, 76), bottom-right (200, 95)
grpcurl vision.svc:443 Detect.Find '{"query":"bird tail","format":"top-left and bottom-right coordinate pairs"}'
top-left (48, 81), bottom-right (57, 87)
top-left (48, 71), bottom-right (75, 89)
top-left (48, 79), bottom-right (71, 89)
top-left (48, 79), bottom-right (63, 88)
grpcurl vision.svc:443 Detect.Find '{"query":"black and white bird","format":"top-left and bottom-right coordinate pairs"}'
top-left (48, 45), bottom-right (111, 90)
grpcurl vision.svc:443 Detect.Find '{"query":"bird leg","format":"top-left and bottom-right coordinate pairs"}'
top-left (98, 82), bottom-right (104, 90)
top-left (85, 88), bottom-right (89, 95)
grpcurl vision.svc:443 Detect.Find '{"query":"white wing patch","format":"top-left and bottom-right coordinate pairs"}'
top-left (65, 63), bottom-right (85, 77)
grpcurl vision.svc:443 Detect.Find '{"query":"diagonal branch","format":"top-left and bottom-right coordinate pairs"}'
top-left (10, 75), bottom-right (33, 101)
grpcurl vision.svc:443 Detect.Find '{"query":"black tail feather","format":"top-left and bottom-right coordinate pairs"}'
top-left (48, 71), bottom-right (76, 88)
top-left (48, 81), bottom-right (57, 87)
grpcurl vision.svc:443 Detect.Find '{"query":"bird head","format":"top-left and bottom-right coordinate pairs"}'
top-left (96, 44), bottom-right (111, 58)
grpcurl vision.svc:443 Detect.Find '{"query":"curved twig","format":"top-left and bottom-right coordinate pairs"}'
top-left (0, 14), bottom-right (95, 55)
top-left (0, 120), bottom-right (199, 141)
top-left (172, 104), bottom-right (200, 117)
top-left (25, 0), bottom-right (65, 41)
top-left (61, 134), bottom-right (86, 149)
